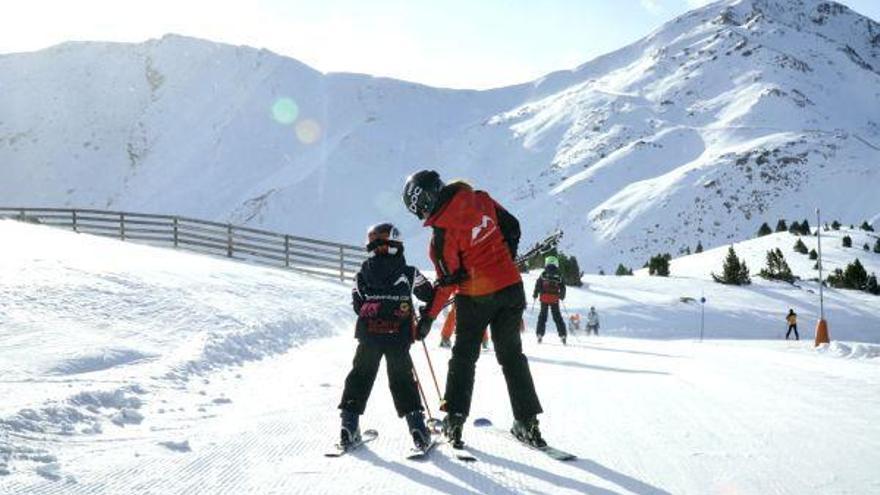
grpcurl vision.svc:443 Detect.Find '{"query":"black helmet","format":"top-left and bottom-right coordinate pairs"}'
top-left (403, 170), bottom-right (444, 220)
top-left (366, 222), bottom-right (403, 255)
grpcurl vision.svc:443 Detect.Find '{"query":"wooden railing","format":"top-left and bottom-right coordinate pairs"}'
top-left (0, 207), bottom-right (367, 282)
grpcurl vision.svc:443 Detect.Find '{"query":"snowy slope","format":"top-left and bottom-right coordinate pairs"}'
top-left (1, 0), bottom-right (879, 267)
top-left (2, 219), bottom-right (879, 493)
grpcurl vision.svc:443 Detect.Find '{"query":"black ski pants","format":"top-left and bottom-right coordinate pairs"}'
top-left (443, 282), bottom-right (543, 421)
top-left (786, 324), bottom-right (799, 340)
top-left (338, 341), bottom-right (421, 417)
top-left (537, 302), bottom-right (567, 338)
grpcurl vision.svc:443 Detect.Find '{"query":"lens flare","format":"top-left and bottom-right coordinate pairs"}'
top-left (271, 98), bottom-right (299, 125)
top-left (295, 119), bottom-right (322, 144)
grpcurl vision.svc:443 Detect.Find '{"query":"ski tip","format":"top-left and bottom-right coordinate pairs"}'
top-left (472, 417), bottom-right (492, 427)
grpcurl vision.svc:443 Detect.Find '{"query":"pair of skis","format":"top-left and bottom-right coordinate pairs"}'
top-left (324, 428), bottom-right (440, 460)
top-left (326, 418), bottom-right (575, 463)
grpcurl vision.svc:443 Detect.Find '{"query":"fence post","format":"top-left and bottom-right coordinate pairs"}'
top-left (339, 246), bottom-right (345, 282)
top-left (284, 235), bottom-right (290, 268)
top-left (173, 217), bottom-right (179, 247)
top-left (227, 224), bottom-right (233, 258)
top-left (120, 212), bottom-right (126, 240)
top-left (72, 209), bottom-right (78, 233)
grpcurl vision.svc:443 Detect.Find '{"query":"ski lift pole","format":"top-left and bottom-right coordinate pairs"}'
top-left (699, 293), bottom-right (706, 343)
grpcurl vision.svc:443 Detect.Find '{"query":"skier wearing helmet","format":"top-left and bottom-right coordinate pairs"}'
top-left (337, 223), bottom-right (435, 452)
top-left (533, 255), bottom-right (567, 345)
top-left (402, 170), bottom-right (547, 449)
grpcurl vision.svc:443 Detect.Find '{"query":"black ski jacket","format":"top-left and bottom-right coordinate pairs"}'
top-left (352, 253), bottom-right (433, 345)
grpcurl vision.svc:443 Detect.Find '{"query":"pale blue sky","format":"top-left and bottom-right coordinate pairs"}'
top-left (1, 0), bottom-right (878, 89)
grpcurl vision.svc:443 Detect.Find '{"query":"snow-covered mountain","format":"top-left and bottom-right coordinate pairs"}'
top-left (1, 0), bottom-right (879, 268)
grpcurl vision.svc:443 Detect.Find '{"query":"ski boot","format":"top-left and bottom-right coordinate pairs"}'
top-left (537, 335), bottom-right (543, 344)
top-left (405, 410), bottom-right (432, 451)
top-left (340, 410), bottom-right (361, 449)
top-left (561, 335), bottom-right (567, 346)
top-left (481, 340), bottom-right (489, 351)
top-left (511, 416), bottom-right (547, 448)
top-left (439, 338), bottom-right (452, 348)
top-left (442, 412), bottom-right (466, 449)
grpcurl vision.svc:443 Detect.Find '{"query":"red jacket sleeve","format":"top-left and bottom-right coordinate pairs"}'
top-left (426, 226), bottom-right (463, 318)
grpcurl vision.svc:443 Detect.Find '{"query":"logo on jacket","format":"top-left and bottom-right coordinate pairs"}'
top-left (471, 215), bottom-right (497, 245)
top-left (394, 274), bottom-right (411, 288)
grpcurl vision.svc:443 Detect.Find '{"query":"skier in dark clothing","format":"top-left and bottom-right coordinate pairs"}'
top-left (785, 308), bottom-right (799, 340)
top-left (402, 170), bottom-right (547, 449)
top-left (533, 256), bottom-right (567, 345)
top-left (338, 223), bottom-right (435, 451)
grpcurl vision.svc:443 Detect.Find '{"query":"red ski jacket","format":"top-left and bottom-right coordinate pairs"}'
top-left (423, 183), bottom-right (522, 319)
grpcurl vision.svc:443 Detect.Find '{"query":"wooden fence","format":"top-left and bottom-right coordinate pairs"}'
top-left (0, 207), bottom-right (368, 282)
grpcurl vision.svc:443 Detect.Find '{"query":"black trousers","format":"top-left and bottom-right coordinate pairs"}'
top-left (786, 324), bottom-right (799, 340)
top-left (443, 282), bottom-right (543, 421)
top-left (338, 341), bottom-right (422, 417)
top-left (537, 302), bottom-right (567, 338)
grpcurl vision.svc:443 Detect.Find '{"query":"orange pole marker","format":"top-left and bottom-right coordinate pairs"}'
top-left (814, 318), bottom-right (830, 346)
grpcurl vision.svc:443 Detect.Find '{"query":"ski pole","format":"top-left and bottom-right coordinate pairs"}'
top-left (421, 340), bottom-right (443, 401)
top-left (412, 366), bottom-right (433, 422)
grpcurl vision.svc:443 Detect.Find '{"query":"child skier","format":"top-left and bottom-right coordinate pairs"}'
top-left (337, 223), bottom-right (435, 451)
top-left (533, 256), bottom-right (567, 344)
top-left (586, 307), bottom-right (599, 336)
top-left (785, 309), bottom-right (798, 340)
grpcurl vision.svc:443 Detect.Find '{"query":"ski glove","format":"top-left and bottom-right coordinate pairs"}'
top-left (415, 316), bottom-right (434, 341)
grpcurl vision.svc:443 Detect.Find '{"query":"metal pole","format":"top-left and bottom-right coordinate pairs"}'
top-left (699, 293), bottom-right (706, 343)
top-left (816, 208), bottom-right (825, 319)
top-left (72, 209), bottom-right (78, 233)
top-left (120, 213), bottom-right (126, 240)
top-left (284, 235), bottom-right (290, 268)
top-left (173, 217), bottom-right (179, 247)
top-left (227, 224), bottom-right (233, 258)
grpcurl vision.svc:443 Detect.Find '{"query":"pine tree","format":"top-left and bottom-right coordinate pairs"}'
top-left (864, 243), bottom-right (871, 251)
top-left (800, 219), bottom-right (811, 235)
top-left (695, 241), bottom-right (704, 253)
top-left (757, 222), bottom-right (772, 237)
top-left (647, 253), bottom-right (671, 277)
top-left (861, 221), bottom-right (875, 232)
top-left (866, 273), bottom-right (880, 295)
top-left (809, 248), bottom-right (818, 260)
top-left (775, 219), bottom-right (788, 232)
top-left (831, 220), bottom-right (841, 230)
top-left (712, 246), bottom-right (751, 285)
top-left (874, 239), bottom-right (880, 254)
top-left (789, 221), bottom-right (801, 235)
top-left (827, 259), bottom-right (868, 290)
top-left (758, 248), bottom-right (795, 283)
top-left (793, 238), bottom-right (808, 254)
top-left (615, 263), bottom-right (633, 276)
top-left (842, 235), bottom-right (852, 248)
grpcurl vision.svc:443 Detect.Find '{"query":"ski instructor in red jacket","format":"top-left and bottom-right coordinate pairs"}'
top-left (402, 170), bottom-right (546, 449)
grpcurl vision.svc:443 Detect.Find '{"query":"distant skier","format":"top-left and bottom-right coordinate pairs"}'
top-left (439, 300), bottom-right (489, 350)
top-left (533, 256), bottom-right (567, 345)
top-left (337, 223), bottom-right (435, 451)
top-left (586, 307), bottom-right (599, 336)
top-left (403, 170), bottom-right (546, 449)
top-left (785, 308), bottom-right (798, 340)
top-left (567, 313), bottom-right (581, 333)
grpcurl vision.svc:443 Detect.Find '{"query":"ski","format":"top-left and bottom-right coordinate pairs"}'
top-left (443, 442), bottom-right (478, 462)
top-left (472, 417), bottom-right (577, 461)
top-left (405, 438), bottom-right (440, 460)
top-left (324, 429), bottom-right (378, 457)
